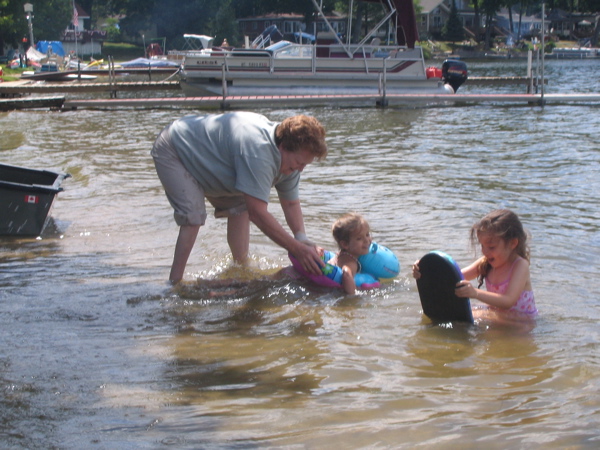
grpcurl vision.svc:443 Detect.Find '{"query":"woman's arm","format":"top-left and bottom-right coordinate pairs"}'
top-left (245, 194), bottom-right (322, 275)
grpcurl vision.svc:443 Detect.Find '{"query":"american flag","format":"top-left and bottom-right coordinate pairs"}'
top-left (73, 6), bottom-right (79, 27)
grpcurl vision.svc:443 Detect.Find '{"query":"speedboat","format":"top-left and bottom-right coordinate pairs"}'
top-left (179, 0), bottom-right (468, 97)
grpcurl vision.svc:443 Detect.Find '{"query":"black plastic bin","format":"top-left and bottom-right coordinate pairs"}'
top-left (0, 163), bottom-right (70, 236)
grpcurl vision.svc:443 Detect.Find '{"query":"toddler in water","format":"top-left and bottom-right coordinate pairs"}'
top-left (327, 213), bottom-right (373, 295)
top-left (186, 212), bottom-right (374, 297)
top-left (414, 209), bottom-right (537, 317)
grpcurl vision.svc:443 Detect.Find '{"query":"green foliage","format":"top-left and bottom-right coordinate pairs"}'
top-left (442, 0), bottom-right (465, 43)
top-left (0, 0), bottom-right (72, 52)
top-left (28, 0), bottom-right (73, 41)
top-left (413, 0), bottom-right (423, 16)
top-left (104, 17), bottom-right (122, 42)
top-left (209, 0), bottom-right (240, 46)
top-left (544, 40), bottom-right (556, 53)
top-left (1, 0), bottom-right (31, 49)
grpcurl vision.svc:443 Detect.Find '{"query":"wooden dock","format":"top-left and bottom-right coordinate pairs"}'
top-left (2, 92), bottom-right (599, 111)
top-left (0, 74), bottom-right (594, 111)
top-left (0, 76), bottom-right (540, 97)
top-left (0, 95), bottom-right (65, 111)
top-left (0, 80), bottom-right (180, 96)
top-left (61, 93), bottom-right (600, 110)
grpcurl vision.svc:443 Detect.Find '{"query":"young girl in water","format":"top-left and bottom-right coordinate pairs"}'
top-left (414, 209), bottom-right (537, 317)
top-left (327, 212), bottom-right (373, 295)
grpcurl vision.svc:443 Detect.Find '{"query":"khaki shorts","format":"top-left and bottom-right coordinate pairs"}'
top-left (151, 125), bottom-right (247, 226)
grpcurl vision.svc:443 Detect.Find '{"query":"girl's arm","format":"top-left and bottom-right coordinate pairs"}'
top-left (337, 253), bottom-right (359, 295)
top-left (456, 258), bottom-right (531, 309)
top-left (460, 257), bottom-right (484, 281)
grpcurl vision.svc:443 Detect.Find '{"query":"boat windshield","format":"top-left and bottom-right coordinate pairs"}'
top-left (266, 41), bottom-right (293, 52)
top-left (267, 41), bottom-right (313, 58)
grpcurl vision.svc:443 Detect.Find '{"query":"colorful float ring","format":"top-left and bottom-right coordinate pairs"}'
top-left (358, 242), bottom-right (400, 280)
top-left (289, 252), bottom-right (380, 290)
top-left (289, 242), bottom-right (400, 290)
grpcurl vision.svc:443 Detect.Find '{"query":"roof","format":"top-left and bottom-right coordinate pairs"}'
top-left (238, 11), bottom-right (344, 21)
top-left (418, 0), bottom-right (447, 14)
top-left (75, 2), bottom-right (90, 19)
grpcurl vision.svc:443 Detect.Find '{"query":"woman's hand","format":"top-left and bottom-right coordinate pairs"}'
top-left (292, 241), bottom-right (324, 276)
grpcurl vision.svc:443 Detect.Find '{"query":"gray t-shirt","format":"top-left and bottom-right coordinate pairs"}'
top-left (169, 112), bottom-right (300, 203)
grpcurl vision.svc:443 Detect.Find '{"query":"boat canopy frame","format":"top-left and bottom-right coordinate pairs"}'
top-left (310, 0), bottom-right (418, 56)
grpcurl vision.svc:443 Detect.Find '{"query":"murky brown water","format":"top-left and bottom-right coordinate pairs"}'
top-left (1, 59), bottom-right (599, 448)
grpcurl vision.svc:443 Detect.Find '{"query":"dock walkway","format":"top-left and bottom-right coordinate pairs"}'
top-left (0, 76), bottom-right (537, 97)
top-left (3, 92), bottom-right (600, 111)
top-left (1, 76), bottom-right (597, 111)
top-left (62, 93), bottom-right (600, 110)
top-left (0, 80), bottom-right (180, 96)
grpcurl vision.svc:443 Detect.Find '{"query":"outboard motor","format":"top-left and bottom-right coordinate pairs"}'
top-left (442, 59), bottom-right (468, 93)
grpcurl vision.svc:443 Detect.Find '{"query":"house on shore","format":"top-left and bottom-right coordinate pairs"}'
top-left (61, 2), bottom-right (106, 57)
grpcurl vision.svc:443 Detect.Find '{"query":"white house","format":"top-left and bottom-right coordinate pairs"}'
top-left (418, 0), bottom-right (477, 38)
top-left (62, 3), bottom-right (105, 57)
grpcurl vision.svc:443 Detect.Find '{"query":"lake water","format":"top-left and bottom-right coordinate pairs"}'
top-left (1, 59), bottom-right (599, 448)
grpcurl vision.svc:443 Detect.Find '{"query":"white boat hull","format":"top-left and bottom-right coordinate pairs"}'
top-left (180, 78), bottom-right (454, 97)
top-left (179, 44), bottom-right (457, 97)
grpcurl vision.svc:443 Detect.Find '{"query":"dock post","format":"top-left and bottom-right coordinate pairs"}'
top-left (109, 56), bottom-right (117, 99)
top-left (377, 59), bottom-right (388, 107)
top-left (540, 3), bottom-right (546, 106)
top-left (221, 64), bottom-right (229, 110)
top-left (527, 51), bottom-right (533, 94)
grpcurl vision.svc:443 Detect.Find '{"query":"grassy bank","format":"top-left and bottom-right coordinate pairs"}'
top-left (100, 42), bottom-right (143, 61)
top-left (1, 66), bottom-right (28, 82)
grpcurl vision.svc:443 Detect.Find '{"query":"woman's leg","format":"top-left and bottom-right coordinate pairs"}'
top-left (170, 224), bottom-right (201, 283)
top-left (227, 211), bottom-right (250, 264)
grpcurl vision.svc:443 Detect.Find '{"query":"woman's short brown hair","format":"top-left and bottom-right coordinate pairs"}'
top-left (275, 115), bottom-right (327, 159)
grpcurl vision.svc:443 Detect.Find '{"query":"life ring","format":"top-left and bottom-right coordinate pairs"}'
top-left (288, 242), bottom-right (400, 290)
top-left (289, 252), bottom-right (380, 290)
top-left (358, 242), bottom-right (400, 279)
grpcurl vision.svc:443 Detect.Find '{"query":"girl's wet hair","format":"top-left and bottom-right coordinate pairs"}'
top-left (471, 209), bottom-right (530, 287)
top-left (332, 213), bottom-right (369, 248)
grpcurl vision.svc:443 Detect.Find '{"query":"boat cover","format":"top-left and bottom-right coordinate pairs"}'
top-left (120, 57), bottom-right (179, 68)
top-left (36, 41), bottom-right (66, 57)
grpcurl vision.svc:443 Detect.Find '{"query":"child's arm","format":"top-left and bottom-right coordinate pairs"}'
top-left (337, 254), bottom-right (359, 295)
top-left (456, 258), bottom-right (531, 309)
top-left (460, 257), bottom-right (484, 281)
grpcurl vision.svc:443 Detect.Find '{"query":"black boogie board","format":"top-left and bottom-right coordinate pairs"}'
top-left (416, 251), bottom-right (474, 324)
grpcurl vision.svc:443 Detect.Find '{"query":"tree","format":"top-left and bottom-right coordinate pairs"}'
top-left (208, 0), bottom-right (240, 45)
top-left (481, 0), bottom-right (503, 50)
top-left (34, 0), bottom-right (73, 41)
top-left (442, 0), bottom-right (465, 42)
top-left (0, 0), bottom-right (72, 53)
top-left (471, 0), bottom-right (481, 40)
top-left (0, 0), bottom-right (25, 51)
